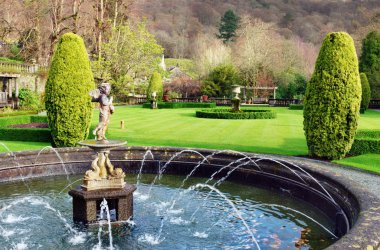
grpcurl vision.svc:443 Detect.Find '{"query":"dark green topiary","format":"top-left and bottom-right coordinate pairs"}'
top-left (303, 32), bottom-right (361, 160)
top-left (360, 72), bottom-right (371, 113)
top-left (146, 72), bottom-right (163, 101)
top-left (45, 33), bottom-right (95, 147)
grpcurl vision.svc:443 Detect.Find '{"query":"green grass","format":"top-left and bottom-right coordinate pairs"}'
top-left (334, 154), bottom-right (380, 174)
top-left (0, 106), bottom-right (379, 173)
top-left (88, 106), bottom-right (307, 155)
top-left (0, 141), bottom-right (50, 152)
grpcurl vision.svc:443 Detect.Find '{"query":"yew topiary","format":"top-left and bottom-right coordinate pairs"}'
top-left (146, 72), bottom-right (163, 101)
top-left (45, 33), bottom-right (95, 147)
top-left (303, 32), bottom-right (361, 160)
top-left (360, 72), bottom-right (371, 113)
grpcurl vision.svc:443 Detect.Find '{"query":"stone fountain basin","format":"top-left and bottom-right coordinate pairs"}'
top-left (0, 146), bottom-right (379, 250)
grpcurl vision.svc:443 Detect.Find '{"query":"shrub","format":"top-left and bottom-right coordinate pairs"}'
top-left (303, 32), bottom-right (361, 160)
top-left (146, 72), bottom-right (163, 101)
top-left (45, 33), bottom-right (94, 147)
top-left (349, 130), bottom-right (380, 156)
top-left (196, 109), bottom-right (276, 119)
top-left (359, 73), bottom-right (371, 113)
top-left (18, 88), bottom-right (41, 111)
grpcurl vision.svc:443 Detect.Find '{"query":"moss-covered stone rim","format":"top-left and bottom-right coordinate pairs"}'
top-left (195, 108), bottom-right (276, 119)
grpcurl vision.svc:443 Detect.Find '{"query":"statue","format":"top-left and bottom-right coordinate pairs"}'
top-left (90, 83), bottom-right (115, 141)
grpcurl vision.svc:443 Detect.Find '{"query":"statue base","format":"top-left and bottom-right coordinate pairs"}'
top-left (68, 184), bottom-right (136, 224)
top-left (82, 177), bottom-right (126, 191)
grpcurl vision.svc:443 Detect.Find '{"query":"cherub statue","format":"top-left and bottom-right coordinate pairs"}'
top-left (90, 83), bottom-right (114, 141)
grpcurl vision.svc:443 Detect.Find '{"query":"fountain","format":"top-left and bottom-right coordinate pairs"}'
top-left (68, 83), bottom-right (136, 224)
top-left (0, 147), bottom-right (379, 249)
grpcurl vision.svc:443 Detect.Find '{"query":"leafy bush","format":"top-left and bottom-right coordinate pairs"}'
top-left (349, 130), bottom-right (380, 156)
top-left (196, 109), bottom-right (276, 119)
top-left (303, 32), bottom-right (361, 160)
top-left (201, 80), bottom-right (221, 97)
top-left (18, 88), bottom-right (41, 111)
top-left (289, 104), bottom-right (304, 110)
top-left (45, 33), bottom-right (94, 147)
top-left (143, 102), bottom-right (216, 109)
top-left (359, 73), bottom-right (371, 113)
top-left (146, 72), bottom-right (163, 101)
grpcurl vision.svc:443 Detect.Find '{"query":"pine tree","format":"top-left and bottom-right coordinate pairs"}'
top-left (303, 32), bottom-right (361, 160)
top-left (359, 31), bottom-right (380, 99)
top-left (45, 33), bottom-right (95, 147)
top-left (217, 10), bottom-right (240, 43)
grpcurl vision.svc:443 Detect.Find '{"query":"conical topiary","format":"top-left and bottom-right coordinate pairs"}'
top-left (303, 32), bottom-right (361, 160)
top-left (360, 72), bottom-right (371, 113)
top-left (45, 33), bottom-right (95, 147)
top-left (146, 72), bottom-right (163, 101)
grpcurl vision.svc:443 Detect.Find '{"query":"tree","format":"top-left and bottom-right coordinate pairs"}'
top-left (147, 72), bottom-right (163, 101)
top-left (207, 64), bottom-right (240, 97)
top-left (359, 31), bottom-right (380, 99)
top-left (303, 32), bottom-right (361, 160)
top-left (217, 9), bottom-right (240, 43)
top-left (93, 22), bottom-right (163, 100)
top-left (45, 33), bottom-right (95, 147)
top-left (360, 72), bottom-right (371, 113)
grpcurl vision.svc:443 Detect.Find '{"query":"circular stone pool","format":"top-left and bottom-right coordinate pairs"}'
top-left (0, 174), bottom-right (336, 249)
top-left (0, 146), bottom-right (379, 249)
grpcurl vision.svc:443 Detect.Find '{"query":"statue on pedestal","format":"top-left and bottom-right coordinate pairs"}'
top-left (90, 83), bottom-right (115, 141)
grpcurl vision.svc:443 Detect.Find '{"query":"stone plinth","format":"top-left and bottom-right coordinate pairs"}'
top-left (68, 184), bottom-right (136, 224)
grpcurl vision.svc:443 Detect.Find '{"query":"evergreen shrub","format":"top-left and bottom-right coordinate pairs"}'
top-left (146, 72), bottom-right (163, 101)
top-left (359, 73), bottom-right (371, 113)
top-left (303, 32), bottom-right (361, 160)
top-left (45, 33), bottom-right (94, 147)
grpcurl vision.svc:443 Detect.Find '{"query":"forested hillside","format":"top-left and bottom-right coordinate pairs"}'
top-left (131, 0), bottom-right (380, 58)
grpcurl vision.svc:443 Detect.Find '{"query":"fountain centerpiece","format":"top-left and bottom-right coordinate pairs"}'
top-left (231, 85), bottom-right (241, 112)
top-left (69, 83), bottom-right (136, 224)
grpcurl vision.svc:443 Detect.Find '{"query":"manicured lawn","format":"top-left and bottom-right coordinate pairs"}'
top-left (0, 141), bottom-right (50, 152)
top-left (334, 154), bottom-right (380, 174)
top-left (90, 106), bottom-right (308, 156)
top-left (0, 106), bottom-right (379, 171)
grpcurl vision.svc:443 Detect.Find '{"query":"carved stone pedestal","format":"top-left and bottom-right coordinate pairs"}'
top-left (68, 184), bottom-right (136, 224)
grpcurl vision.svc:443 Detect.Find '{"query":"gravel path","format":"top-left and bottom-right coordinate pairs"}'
top-left (296, 157), bottom-right (380, 198)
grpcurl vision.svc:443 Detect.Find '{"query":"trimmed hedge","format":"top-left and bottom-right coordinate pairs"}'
top-left (0, 111), bottom-right (37, 117)
top-left (349, 130), bottom-right (380, 156)
top-left (143, 102), bottom-right (216, 109)
top-left (0, 115), bottom-right (51, 142)
top-left (289, 104), bottom-right (304, 110)
top-left (196, 109), bottom-right (276, 119)
top-left (0, 128), bottom-right (51, 142)
top-left (0, 115), bottom-right (48, 127)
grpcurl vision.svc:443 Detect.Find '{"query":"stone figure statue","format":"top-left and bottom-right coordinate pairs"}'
top-left (90, 83), bottom-right (115, 141)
